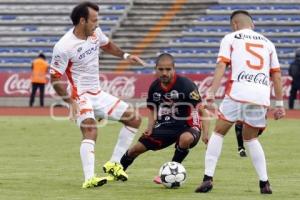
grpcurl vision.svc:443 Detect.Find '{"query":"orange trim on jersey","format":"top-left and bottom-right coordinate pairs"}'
top-left (217, 56), bottom-right (231, 64)
top-left (65, 60), bottom-right (78, 99)
top-left (80, 109), bottom-right (93, 115)
top-left (100, 40), bottom-right (110, 48)
top-left (108, 99), bottom-right (121, 115)
top-left (270, 67), bottom-right (281, 74)
top-left (50, 67), bottom-right (63, 78)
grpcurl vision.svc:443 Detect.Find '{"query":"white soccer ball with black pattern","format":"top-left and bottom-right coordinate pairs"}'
top-left (159, 161), bottom-right (186, 188)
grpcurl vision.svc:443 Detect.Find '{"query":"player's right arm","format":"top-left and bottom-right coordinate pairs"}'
top-left (50, 46), bottom-right (79, 120)
top-left (206, 35), bottom-right (231, 106)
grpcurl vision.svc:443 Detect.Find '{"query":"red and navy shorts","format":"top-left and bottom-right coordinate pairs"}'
top-left (138, 126), bottom-right (201, 151)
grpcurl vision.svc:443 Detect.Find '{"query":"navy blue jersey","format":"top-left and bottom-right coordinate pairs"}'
top-left (147, 75), bottom-right (202, 129)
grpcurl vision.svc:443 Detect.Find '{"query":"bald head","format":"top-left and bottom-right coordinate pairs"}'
top-left (230, 10), bottom-right (254, 31)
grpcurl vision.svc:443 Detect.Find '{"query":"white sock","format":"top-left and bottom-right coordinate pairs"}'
top-left (245, 139), bottom-right (268, 181)
top-left (204, 132), bottom-right (224, 177)
top-left (110, 126), bottom-right (137, 163)
top-left (80, 139), bottom-right (95, 181)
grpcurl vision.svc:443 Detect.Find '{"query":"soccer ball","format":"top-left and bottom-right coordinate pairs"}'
top-left (159, 161), bottom-right (186, 188)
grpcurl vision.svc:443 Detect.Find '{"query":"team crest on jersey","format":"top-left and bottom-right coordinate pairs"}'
top-left (189, 90), bottom-right (200, 100)
top-left (77, 47), bottom-right (82, 52)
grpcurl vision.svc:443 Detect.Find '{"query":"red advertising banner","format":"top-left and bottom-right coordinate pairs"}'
top-left (0, 71), bottom-right (292, 99)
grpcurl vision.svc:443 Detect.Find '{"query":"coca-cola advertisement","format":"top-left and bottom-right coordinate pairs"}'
top-left (0, 71), bottom-right (293, 99)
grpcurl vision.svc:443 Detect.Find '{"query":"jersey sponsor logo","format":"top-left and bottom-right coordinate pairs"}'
top-left (189, 90), bottom-right (200, 100)
top-left (78, 45), bottom-right (98, 60)
top-left (237, 71), bottom-right (269, 86)
top-left (164, 90), bottom-right (179, 100)
top-left (234, 33), bottom-right (267, 42)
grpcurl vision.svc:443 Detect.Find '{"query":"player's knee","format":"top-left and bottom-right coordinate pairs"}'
top-left (80, 118), bottom-right (97, 140)
top-left (121, 107), bottom-right (141, 129)
top-left (179, 133), bottom-right (194, 148)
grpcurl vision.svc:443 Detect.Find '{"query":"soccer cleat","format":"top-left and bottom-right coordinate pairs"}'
top-left (238, 148), bottom-right (247, 157)
top-left (260, 180), bottom-right (272, 194)
top-left (82, 176), bottom-right (107, 188)
top-left (195, 180), bottom-right (213, 193)
top-left (104, 174), bottom-right (117, 182)
top-left (153, 176), bottom-right (162, 184)
top-left (103, 161), bottom-right (128, 181)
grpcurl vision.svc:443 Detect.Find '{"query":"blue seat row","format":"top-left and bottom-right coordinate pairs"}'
top-left (0, 15), bottom-right (16, 20)
top-left (0, 47), bottom-right (52, 53)
top-left (186, 26), bottom-right (300, 33)
top-left (162, 47), bottom-right (296, 55)
top-left (198, 15), bottom-right (300, 22)
top-left (209, 4), bottom-right (300, 10)
top-left (174, 37), bottom-right (300, 44)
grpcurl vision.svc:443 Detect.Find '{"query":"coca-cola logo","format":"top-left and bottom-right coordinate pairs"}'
top-left (99, 74), bottom-right (136, 99)
top-left (0, 72), bottom-right (293, 99)
top-left (4, 73), bottom-right (56, 96)
top-left (194, 76), bottom-right (228, 98)
top-left (237, 71), bottom-right (269, 86)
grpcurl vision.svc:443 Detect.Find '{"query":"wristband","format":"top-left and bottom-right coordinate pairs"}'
top-left (123, 53), bottom-right (130, 60)
top-left (275, 100), bottom-right (284, 107)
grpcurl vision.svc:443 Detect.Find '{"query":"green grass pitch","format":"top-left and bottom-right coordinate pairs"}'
top-left (0, 117), bottom-right (299, 200)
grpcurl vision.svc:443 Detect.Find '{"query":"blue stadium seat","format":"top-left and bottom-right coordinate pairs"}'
top-left (208, 4), bottom-right (300, 10)
top-left (0, 15), bottom-right (16, 20)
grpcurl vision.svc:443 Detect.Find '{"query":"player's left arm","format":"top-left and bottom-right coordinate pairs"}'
top-left (186, 80), bottom-right (210, 144)
top-left (100, 41), bottom-right (146, 66)
top-left (271, 71), bottom-right (286, 120)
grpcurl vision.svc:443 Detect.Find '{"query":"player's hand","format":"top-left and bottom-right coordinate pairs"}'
top-left (127, 54), bottom-right (146, 66)
top-left (201, 133), bottom-right (209, 146)
top-left (69, 99), bottom-right (79, 121)
top-left (273, 106), bottom-right (285, 120)
top-left (143, 128), bottom-right (153, 136)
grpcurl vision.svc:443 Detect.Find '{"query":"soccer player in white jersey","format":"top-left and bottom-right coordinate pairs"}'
top-left (195, 10), bottom-right (285, 194)
top-left (50, 2), bottom-right (146, 188)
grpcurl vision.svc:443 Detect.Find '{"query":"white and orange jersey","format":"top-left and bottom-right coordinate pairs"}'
top-left (217, 28), bottom-right (280, 106)
top-left (50, 27), bottom-right (109, 98)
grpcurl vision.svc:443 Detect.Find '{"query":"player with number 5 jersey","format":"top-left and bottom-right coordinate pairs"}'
top-left (195, 10), bottom-right (285, 195)
top-left (217, 25), bottom-right (280, 106)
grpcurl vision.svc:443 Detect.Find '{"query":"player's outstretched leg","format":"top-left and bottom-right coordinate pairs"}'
top-left (103, 105), bottom-right (142, 181)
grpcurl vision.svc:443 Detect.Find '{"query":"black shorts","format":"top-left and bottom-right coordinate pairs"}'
top-left (138, 126), bottom-right (201, 151)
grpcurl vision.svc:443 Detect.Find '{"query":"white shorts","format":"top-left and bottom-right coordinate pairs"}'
top-left (218, 96), bottom-right (267, 128)
top-left (75, 91), bottom-right (129, 127)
